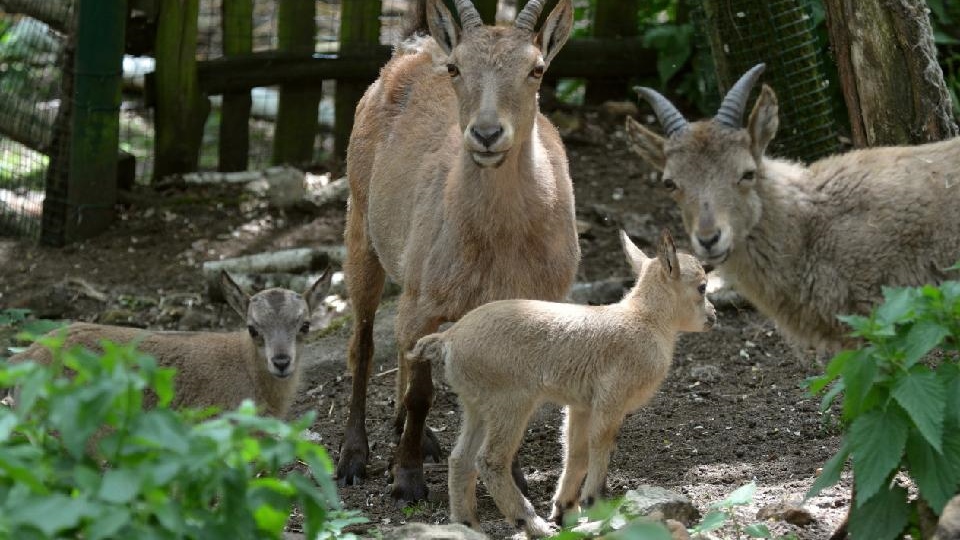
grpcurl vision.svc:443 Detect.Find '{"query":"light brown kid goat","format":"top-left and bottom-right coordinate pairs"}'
top-left (9, 270), bottom-right (331, 418)
top-left (339, 0), bottom-right (580, 501)
top-left (409, 230), bottom-right (716, 537)
top-left (627, 63), bottom-right (960, 352)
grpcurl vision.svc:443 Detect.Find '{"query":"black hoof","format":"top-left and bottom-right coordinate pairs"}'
top-left (390, 466), bottom-right (429, 503)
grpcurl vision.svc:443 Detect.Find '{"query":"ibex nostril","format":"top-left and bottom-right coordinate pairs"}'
top-left (698, 232), bottom-right (721, 250)
top-left (272, 354), bottom-right (291, 370)
top-left (470, 124), bottom-right (504, 148)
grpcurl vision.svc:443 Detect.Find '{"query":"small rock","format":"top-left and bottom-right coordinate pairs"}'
top-left (549, 110), bottom-right (581, 137)
top-left (756, 502), bottom-right (815, 527)
top-left (568, 278), bottom-right (631, 305)
top-left (98, 309), bottom-right (142, 327)
top-left (177, 308), bottom-right (218, 330)
top-left (689, 364), bottom-right (722, 383)
top-left (706, 272), bottom-right (749, 309)
top-left (622, 485), bottom-right (701, 526)
top-left (602, 100), bottom-right (639, 118)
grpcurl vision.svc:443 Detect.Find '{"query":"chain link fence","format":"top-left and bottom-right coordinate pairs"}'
top-left (0, 4), bottom-right (73, 239)
top-left (692, 0), bottom-right (838, 162)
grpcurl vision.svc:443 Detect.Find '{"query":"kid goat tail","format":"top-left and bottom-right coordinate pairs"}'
top-left (407, 333), bottom-right (447, 366)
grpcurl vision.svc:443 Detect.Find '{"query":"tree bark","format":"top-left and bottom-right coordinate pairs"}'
top-left (824, 0), bottom-right (958, 146)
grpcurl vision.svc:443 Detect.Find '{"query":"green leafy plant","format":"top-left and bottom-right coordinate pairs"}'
top-left (547, 481), bottom-right (796, 539)
top-left (806, 273), bottom-right (960, 539)
top-left (0, 332), bottom-right (364, 539)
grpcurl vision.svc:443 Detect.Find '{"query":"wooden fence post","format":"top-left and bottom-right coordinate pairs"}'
top-left (334, 0), bottom-right (380, 158)
top-left (272, 1), bottom-right (320, 166)
top-left (153, 0), bottom-right (208, 182)
top-left (41, 0), bottom-right (125, 244)
top-left (219, 0), bottom-right (252, 171)
top-left (585, 0), bottom-right (638, 103)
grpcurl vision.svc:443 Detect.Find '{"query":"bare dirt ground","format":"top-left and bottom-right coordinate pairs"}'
top-left (0, 109), bottom-right (849, 539)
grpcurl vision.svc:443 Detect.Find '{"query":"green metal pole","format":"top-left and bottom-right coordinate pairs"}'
top-left (54, 0), bottom-right (126, 243)
top-left (334, 0), bottom-right (381, 158)
top-left (272, 0), bottom-right (321, 166)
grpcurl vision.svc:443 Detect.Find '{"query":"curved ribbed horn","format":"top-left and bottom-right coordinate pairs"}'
top-left (515, 0), bottom-right (546, 32)
top-left (715, 63), bottom-right (766, 128)
top-left (633, 86), bottom-right (689, 137)
top-left (455, 0), bottom-right (483, 29)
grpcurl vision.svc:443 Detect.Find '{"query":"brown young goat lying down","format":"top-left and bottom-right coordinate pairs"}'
top-left (409, 230), bottom-right (716, 537)
top-left (8, 270), bottom-right (331, 418)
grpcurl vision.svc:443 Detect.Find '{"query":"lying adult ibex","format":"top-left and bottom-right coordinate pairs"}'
top-left (338, 0), bottom-right (580, 501)
top-left (9, 270), bottom-right (331, 418)
top-left (410, 230), bottom-right (715, 537)
top-left (627, 63), bottom-right (960, 351)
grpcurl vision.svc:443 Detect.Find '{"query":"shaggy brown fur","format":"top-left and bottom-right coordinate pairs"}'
top-left (628, 71), bottom-right (960, 351)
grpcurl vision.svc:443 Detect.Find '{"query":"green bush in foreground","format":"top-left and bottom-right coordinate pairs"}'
top-left (0, 332), bottom-right (364, 539)
top-left (807, 269), bottom-right (960, 539)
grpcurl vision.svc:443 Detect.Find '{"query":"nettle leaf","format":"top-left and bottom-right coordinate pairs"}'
top-left (848, 485), bottom-right (910, 540)
top-left (841, 353), bottom-right (877, 421)
top-left (819, 380), bottom-right (845, 413)
top-left (943, 364), bottom-right (960, 426)
top-left (7, 493), bottom-right (93, 536)
top-left (850, 407), bottom-right (909, 506)
top-left (692, 510), bottom-right (727, 533)
top-left (253, 503), bottom-right (289, 535)
top-left (85, 505), bottom-right (131, 540)
top-left (744, 522), bottom-right (772, 538)
top-left (877, 287), bottom-right (916, 324)
top-left (905, 429), bottom-right (960, 512)
top-left (808, 349), bottom-right (861, 395)
top-left (891, 366), bottom-right (946, 452)
top-left (902, 321), bottom-right (950, 367)
top-left (98, 468), bottom-right (141, 504)
top-left (806, 440), bottom-right (850, 499)
top-left (718, 481), bottom-right (756, 507)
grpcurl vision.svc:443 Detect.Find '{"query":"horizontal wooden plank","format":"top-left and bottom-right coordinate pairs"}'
top-left (196, 38), bottom-right (657, 95)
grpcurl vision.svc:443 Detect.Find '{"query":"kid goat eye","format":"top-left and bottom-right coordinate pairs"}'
top-left (247, 325), bottom-right (259, 338)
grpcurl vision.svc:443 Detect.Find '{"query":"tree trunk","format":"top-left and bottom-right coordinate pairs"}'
top-left (823, 0), bottom-right (958, 146)
top-left (585, 0), bottom-right (638, 103)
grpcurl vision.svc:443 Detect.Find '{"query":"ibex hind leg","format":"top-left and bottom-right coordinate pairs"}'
top-left (390, 298), bottom-right (442, 502)
top-left (336, 207), bottom-right (386, 487)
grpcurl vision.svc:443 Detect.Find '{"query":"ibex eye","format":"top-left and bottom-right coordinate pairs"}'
top-left (530, 64), bottom-right (545, 79)
top-left (740, 171), bottom-right (756, 183)
top-left (663, 178), bottom-right (677, 191)
top-left (247, 325), bottom-right (260, 339)
top-left (698, 283), bottom-right (707, 295)
top-left (447, 63), bottom-right (459, 77)
top-left (300, 321), bottom-right (310, 334)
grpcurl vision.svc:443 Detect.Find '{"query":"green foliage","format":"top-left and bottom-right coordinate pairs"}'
top-left (0, 333), bottom-right (364, 539)
top-left (806, 277), bottom-right (960, 539)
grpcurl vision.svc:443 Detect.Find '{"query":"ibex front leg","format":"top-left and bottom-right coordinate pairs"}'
top-left (336, 210), bottom-right (386, 486)
top-left (391, 297), bottom-right (441, 502)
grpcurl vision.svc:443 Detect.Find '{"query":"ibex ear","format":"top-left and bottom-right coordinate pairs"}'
top-left (656, 229), bottom-right (681, 281)
top-left (536, 0), bottom-right (573, 65)
top-left (426, 0), bottom-right (460, 55)
top-left (304, 266), bottom-right (333, 314)
top-left (620, 230), bottom-right (650, 276)
top-left (625, 116), bottom-right (666, 171)
top-left (220, 271), bottom-right (250, 318)
top-left (748, 84), bottom-right (779, 161)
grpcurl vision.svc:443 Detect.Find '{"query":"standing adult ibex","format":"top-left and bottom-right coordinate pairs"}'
top-left (338, 0), bottom-right (580, 502)
top-left (626, 64), bottom-right (960, 351)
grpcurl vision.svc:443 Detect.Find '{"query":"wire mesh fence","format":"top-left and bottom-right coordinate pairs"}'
top-left (692, 0), bottom-right (838, 162)
top-left (0, 7), bottom-right (72, 239)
